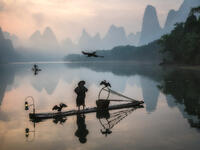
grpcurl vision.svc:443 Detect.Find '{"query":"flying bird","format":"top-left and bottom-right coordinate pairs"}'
top-left (52, 103), bottom-right (67, 112)
top-left (82, 51), bottom-right (104, 58)
top-left (100, 80), bottom-right (111, 88)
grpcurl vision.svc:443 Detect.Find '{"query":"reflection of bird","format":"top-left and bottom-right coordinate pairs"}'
top-left (82, 51), bottom-right (104, 58)
top-left (52, 103), bottom-right (67, 112)
top-left (100, 80), bottom-right (111, 88)
top-left (53, 116), bottom-right (67, 124)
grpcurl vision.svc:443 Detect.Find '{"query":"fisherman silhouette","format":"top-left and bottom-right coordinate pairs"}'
top-left (75, 114), bottom-right (89, 144)
top-left (33, 64), bottom-right (38, 69)
top-left (74, 81), bottom-right (88, 110)
top-left (32, 64), bottom-right (41, 75)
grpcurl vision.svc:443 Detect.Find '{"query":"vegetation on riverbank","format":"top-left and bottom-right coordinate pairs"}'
top-left (159, 6), bottom-right (200, 65)
top-left (65, 41), bottom-right (162, 62)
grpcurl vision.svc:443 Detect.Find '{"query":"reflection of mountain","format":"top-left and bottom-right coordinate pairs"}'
top-left (65, 62), bottom-right (163, 82)
top-left (66, 63), bottom-right (164, 113)
top-left (140, 77), bottom-right (160, 112)
top-left (0, 65), bottom-right (16, 105)
top-left (158, 69), bottom-right (200, 130)
top-left (30, 64), bottom-right (62, 95)
top-left (31, 80), bottom-right (58, 95)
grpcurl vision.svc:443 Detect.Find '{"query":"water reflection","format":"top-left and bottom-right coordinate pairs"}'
top-left (158, 69), bottom-right (200, 130)
top-left (98, 108), bottom-right (135, 137)
top-left (0, 64), bottom-right (16, 105)
top-left (75, 114), bottom-right (89, 144)
top-left (1, 62), bottom-right (200, 150)
top-left (53, 116), bottom-right (67, 124)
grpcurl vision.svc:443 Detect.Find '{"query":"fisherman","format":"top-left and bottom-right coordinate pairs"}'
top-left (33, 64), bottom-right (38, 70)
top-left (74, 80), bottom-right (88, 110)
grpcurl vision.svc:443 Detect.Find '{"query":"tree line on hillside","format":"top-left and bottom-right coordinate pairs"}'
top-left (65, 41), bottom-right (162, 62)
top-left (159, 6), bottom-right (200, 65)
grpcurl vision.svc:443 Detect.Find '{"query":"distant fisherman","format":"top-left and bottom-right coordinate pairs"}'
top-left (74, 81), bottom-right (88, 110)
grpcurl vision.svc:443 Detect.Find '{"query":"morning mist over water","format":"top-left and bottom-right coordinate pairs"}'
top-left (0, 63), bottom-right (200, 150)
top-left (1, 0), bottom-right (200, 150)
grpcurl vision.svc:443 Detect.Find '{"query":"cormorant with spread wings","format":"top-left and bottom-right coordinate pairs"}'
top-left (82, 51), bottom-right (104, 58)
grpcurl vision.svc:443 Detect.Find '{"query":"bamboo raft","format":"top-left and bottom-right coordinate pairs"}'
top-left (29, 100), bottom-right (144, 121)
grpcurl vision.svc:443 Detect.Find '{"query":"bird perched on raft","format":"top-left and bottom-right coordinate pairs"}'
top-left (52, 103), bottom-right (67, 112)
top-left (100, 80), bottom-right (111, 88)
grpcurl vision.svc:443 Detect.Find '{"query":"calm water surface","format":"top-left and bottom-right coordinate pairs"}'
top-left (0, 62), bottom-right (200, 150)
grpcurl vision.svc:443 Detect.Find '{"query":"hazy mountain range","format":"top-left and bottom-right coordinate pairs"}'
top-left (29, 27), bottom-right (59, 51)
top-left (139, 0), bottom-right (200, 45)
top-left (0, 28), bottom-right (18, 63)
top-left (1, 0), bottom-right (199, 62)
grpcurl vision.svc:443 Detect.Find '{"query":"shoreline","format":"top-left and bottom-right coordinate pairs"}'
top-left (160, 63), bottom-right (200, 71)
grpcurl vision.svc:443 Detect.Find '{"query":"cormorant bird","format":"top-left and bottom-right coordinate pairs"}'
top-left (52, 103), bottom-right (67, 112)
top-left (82, 51), bottom-right (104, 58)
top-left (100, 80), bottom-right (111, 88)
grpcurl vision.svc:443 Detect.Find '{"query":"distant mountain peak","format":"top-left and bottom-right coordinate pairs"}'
top-left (107, 25), bottom-right (125, 33)
top-left (29, 27), bottom-right (59, 50)
top-left (106, 25), bottom-right (126, 36)
top-left (94, 33), bottom-right (101, 39)
top-left (81, 29), bottom-right (90, 37)
top-left (102, 24), bottom-right (128, 49)
top-left (164, 9), bottom-right (177, 32)
top-left (44, 26), bottom-right (52, 31)
top-left (143, 5), bottom-right (161, 29)
top-left (43, 26), bottom-right (56, 38)
top-left (139, 5), bottom-right (162, 45)
top-left (146, 5), bottom-right (156, 10)
top-left (163, 0), bottom-right (200, 34)
top-left (30, 30), bottom-right (42, 40)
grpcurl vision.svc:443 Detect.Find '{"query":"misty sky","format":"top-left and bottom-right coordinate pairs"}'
top-left (0, 0), bottom-right (183, 41)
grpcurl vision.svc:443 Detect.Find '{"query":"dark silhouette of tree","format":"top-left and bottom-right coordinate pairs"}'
top-left (189, 6), bottom-right (200, 16)
top-left (159, 6), bottom-right (200, 65)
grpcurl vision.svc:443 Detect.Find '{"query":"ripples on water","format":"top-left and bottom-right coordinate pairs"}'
top-left (0, 62), bottom-right (200, 150)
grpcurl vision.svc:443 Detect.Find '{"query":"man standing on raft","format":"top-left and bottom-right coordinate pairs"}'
top-left (74, 81), bottom-right (88, 110)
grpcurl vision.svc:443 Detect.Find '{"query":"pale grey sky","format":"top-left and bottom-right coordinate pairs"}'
top-left (0, 0), bottom-right (184, 40)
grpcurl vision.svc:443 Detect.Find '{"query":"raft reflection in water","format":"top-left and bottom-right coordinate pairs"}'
top-left (26, 104), bottom-right (143, 143)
